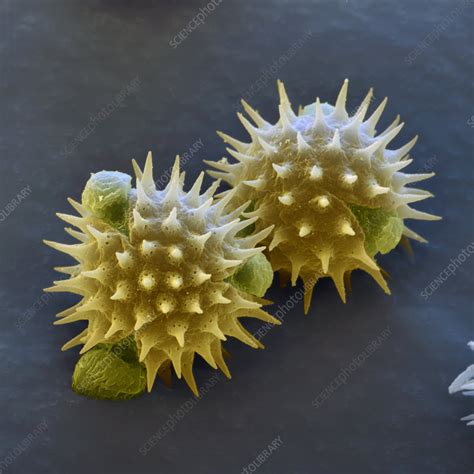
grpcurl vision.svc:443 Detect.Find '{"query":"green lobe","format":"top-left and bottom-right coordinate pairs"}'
top-left (349, 204), bottom-right (404, 257)
top-left (81, 170), bottom-right (132, 232)
top-left (228, 253), bottom-right (273, 297)
top-left (72, 337), bottom-right (146, 400)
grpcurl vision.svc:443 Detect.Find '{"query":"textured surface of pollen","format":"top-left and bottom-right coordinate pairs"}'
top-left (44, 155), bottom-right (279, 394)
top-left (207, 80), bottom-right (440, 311)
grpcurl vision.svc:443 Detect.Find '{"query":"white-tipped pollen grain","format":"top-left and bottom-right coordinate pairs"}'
top-left (208, 79), bottom-right (439, 312)
top-left (45, 154), bottom-right (279, 395)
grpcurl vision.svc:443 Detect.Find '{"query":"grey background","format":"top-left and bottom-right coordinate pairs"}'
top-left (0, 0), bottom-right (473, 473)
